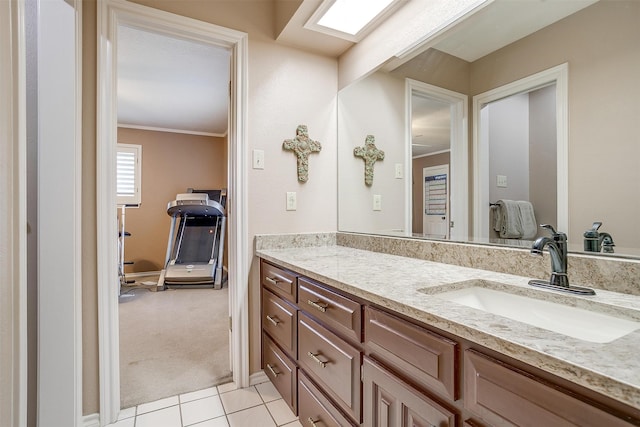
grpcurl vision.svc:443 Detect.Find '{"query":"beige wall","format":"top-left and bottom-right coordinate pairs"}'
top-left (118, 128), bottom-right (227, 273)
top-left (82, 1), bottom-right (338, 415)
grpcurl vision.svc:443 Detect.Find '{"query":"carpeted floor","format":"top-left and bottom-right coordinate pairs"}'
top-left (119, 285), bottom-right (232, 408)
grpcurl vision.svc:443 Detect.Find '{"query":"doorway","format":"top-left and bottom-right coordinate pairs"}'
top-left (473, 64), bottom-right (569, 241)
top-left (97, 0), bottom-right (249, 424)
top-left (115, 24), bottom-right (232, 408)
top-left (406, 79), bottom-right (468, 240)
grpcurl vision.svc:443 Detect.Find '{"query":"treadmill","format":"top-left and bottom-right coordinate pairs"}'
top-left (158, 189), bottom-right (227, 289)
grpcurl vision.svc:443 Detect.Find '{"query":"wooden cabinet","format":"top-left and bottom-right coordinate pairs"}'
top-left (260, 258), bottom-right (640, 427)
top-left (297, 312), bottom-right (361, 423)
top-left (262, 288), bottom-right (297, 357)
top-left (365, 306), bottom-right (458, 401)
top-left (363, 356), bottom-right (457, 427)
top-left (298, 277), bottom-right (362, 344)
top-left (261, 261), bottom-right (297, 303)
top-left (464, 349), bottom-right (633, 427)
top-left (298, 372), bottom-right (357, 427)
top-left (262, 333), bottom-right (297, 413)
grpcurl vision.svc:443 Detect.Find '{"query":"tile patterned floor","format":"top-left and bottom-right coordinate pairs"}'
top-left (108, 378), bottom-right (302, 427)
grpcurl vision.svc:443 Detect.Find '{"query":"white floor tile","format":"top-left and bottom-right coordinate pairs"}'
top-left (255, 381), bottom-right (281, 403)
top-left (190, 416), bottom-right (230, 427)
top-left (265, 399), bottom-right (297, 426)
top-left (220, 387), bottom-right (263, 414)
top-left (180, 386), bottom-right (219, 403)
top-left (217, 381), bottom-right (237, 394)
top-left (107, 418), bottom-right (135, 427)
top-left (280, 421), bottom-right (303, 427)
top-left (137, 395), bottom-right (180, 415)
top-left (117, 406), bottom-right (136, 420)
top-left (135, 405), bottom-right (182, 427)
top-left (227, 405), bottom-right (277, 427)
top-left (181, 395), bottom-right (226, 426)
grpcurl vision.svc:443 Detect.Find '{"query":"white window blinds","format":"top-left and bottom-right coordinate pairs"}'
top-left (116, 143), bottom-right (141, 206)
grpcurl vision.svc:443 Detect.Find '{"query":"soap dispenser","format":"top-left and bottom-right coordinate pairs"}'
top-left (583, 222), bottom-right (602, 252)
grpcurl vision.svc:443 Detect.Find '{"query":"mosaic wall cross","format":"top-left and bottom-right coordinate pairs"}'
top-left (283, 125), bottom-right (322, 182)
top-left (354, 134), bottom-right (385, 186)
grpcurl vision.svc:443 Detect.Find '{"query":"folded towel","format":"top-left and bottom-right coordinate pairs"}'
top-left (516, 200), bottom-right (537, 239)
top-left (493, 199), bottom-right (537, 239)
top-left (496, 200), bottom-right (523, 238)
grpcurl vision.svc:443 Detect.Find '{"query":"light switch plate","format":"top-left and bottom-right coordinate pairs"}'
top-left (286, 192), bottom-right (297, 211)
top-left (373, 194), bottom-right (382, 211)
top-left (252, 149), bottom-right (265, 169)
top-left (496, 174), bottom-right (507, 188)
top-left (395, 163), bottom-right (403, 179)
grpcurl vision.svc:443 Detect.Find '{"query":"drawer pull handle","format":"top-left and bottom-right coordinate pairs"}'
top-left (307, 299), bottom-right (328, 313)
top-left (307, 351), bottom-right (327, 368)
top-left (265, 315), bottom-right (280, 326)
top-left (266, 363), bottom-right (280, 377)
top-left (307, 417), bottom-right (321, 427)
top-left (265, 276), bottom-right (280, 286)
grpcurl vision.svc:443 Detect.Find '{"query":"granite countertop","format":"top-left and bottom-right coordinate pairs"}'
top-left (256, 244), bottom-right (640, 410)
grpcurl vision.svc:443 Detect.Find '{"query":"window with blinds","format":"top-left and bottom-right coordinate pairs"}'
top-left (116, 143), bottom-right (141, 206)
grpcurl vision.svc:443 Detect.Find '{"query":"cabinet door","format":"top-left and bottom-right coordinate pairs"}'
top-left (363, 357), bottom-right (457, 427)
top-left (365, 306), bottom-right (458, 400)
top-left (262, 288), bottom-right (297, 357)
top-left (298, 372), bottom-right (356, 427)
top-left (261, 260), bottom-right (297, 303)
top-left (298, 277), bottom-right (362, 344)
top-left (298, 312), bottom-right (361, 423)
top-left (262, 333), bottom-right (297, 414)
top-left (464, 349), bottom-right (634, 427)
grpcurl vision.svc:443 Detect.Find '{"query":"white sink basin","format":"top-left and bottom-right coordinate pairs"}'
top-left (431, 285), bottom-right (640, 343)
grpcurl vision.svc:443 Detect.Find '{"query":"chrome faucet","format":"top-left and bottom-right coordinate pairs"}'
top-left (529, 224), bottom-right (595, 295)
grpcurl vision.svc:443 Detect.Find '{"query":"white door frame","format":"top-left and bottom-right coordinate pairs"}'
top-left (472, 63), bottom-right (568, 239)
top-left (405, 79), bottom-right (468, 240)
top-left (97, 1), bottom-right (249, 424)
top-left (0, 0), bottom-right (28, 425)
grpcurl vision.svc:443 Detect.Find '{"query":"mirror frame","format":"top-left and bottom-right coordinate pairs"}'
top-left (472, 63), bottom-right (569, 238)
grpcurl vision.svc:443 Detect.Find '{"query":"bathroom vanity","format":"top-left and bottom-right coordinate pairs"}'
top-left (257, 234), bottom-right (640, 426)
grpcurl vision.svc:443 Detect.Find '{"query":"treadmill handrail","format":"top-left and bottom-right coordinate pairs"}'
top-left (167, 199), bottom-right (225, 217)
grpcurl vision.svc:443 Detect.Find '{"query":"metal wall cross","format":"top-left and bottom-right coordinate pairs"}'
top-left (283, 124), bottom-right (322, 182)
top-left (354, 134), bottom-right (385, 186)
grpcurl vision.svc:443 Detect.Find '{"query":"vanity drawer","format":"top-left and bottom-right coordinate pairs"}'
top-left (363, 356), bottom-right (457, 427)
top-left (298, 312), bottom-right (362, 423)
top-left (365, 306), bottom-right (458, 400)
top-left (464, 349), bottom-right (633, 426)
top-left (262, 289), bottom-right (297, 357)
top-left (261, 260), bottom-right (297, 303)
top-left (298, 277), bottom-right (363, 343)
top-left (262, 333), bottom-right (297, 414)
top-left (298, 372), bottom-right (357, 427)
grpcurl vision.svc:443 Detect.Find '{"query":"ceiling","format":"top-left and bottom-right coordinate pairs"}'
top-left (116, 0), bottom-right (596, 137)
top-left (117, 25), bottom-right (231, 136)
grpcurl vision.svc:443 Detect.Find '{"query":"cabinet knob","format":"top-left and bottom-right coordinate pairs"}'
top-left (307, 351), bottom-right (328, 368)
top-left (266, 363), bottom-right (280, 377)
top-left (265, 315), bottom-right (280, 326)
top-left (265, 276), bottom-right (280, 286)
top-left (307, 299), bottom-right (328, 313)
top-left (307, 417), bottom-right (321, 427)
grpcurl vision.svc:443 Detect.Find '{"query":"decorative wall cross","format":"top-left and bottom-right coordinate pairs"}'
top-left (283, 124), bottom-right (322, 182)
top-left (354, 135), bottom-right (385, 186)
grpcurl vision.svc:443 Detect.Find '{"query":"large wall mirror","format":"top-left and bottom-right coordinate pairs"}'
top-left (337, 0), bottom-right (640, 258)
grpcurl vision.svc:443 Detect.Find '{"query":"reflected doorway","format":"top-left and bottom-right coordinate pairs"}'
top-left (407, 80), bottom-right (468, 240)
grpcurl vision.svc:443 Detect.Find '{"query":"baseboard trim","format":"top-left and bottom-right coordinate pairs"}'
top-left (82, 413), bottom-right (100, 427)
top-left (249, 370), bottom-right (269, 386)
top-left (125, 270), bottom-right (161, 279)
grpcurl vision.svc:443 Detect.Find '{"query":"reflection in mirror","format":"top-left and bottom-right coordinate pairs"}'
top-left (337, 0), bottom-right (640, 258)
